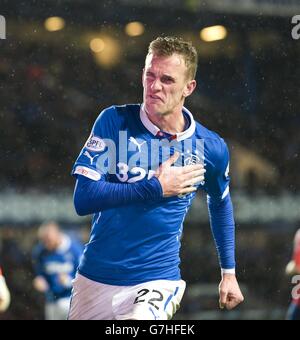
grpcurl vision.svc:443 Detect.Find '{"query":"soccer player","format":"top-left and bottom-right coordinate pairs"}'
top-left (0, 266), bottom-right (10, 313)
top-left (32, 221), bottom-right (83, 320)
top-left (286, 229), bottom-right (300, 320)
top-left (68, 36), bottom-right (244, 320)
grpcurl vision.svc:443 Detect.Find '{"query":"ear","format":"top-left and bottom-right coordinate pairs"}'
top-left (183, 80), bottom-right (197, 98)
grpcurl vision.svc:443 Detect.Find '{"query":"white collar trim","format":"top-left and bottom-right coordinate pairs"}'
top-left (140, 104), bottom-right (196, 141)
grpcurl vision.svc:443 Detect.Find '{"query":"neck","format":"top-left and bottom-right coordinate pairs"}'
top-left (146, 107), bottom-right (186, 134)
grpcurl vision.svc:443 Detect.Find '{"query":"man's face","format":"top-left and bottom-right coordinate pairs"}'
top-left (41, 228), bottom-right (61, 251)
top-left (143, 53), bottom-right (196, 116)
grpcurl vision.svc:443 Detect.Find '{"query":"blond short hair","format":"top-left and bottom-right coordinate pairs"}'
top-left (147, 36), bottom-right (198, 80)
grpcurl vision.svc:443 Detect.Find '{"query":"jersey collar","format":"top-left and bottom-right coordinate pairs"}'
top-left (140, 104), bottom-right (196, 141)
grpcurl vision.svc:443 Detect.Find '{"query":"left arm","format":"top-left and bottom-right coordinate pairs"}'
top-left (208, 193), bottom-right (244, 310)
top-left (205, 138), bottom-right (244, 310)
top-left (207, 193), bottom-right (235, 271)
top-left (31, 248), bottom-right (49, 293)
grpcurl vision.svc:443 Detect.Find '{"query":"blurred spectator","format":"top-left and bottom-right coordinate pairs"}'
top-left (0, 267), bottom-right (10, 313)
top-left (285, 229), bottom-right (300, 320)
top-left (32, 221), bottom-right (83, 320)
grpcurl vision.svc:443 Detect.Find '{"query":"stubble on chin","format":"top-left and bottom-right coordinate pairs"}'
top-left (146, 104), bottom-right (169, 117)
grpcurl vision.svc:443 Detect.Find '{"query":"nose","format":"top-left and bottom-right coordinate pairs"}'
top-left (151, 79), bottom-right (162, 92)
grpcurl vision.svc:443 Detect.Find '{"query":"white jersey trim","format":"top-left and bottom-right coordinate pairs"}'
top-left (74, 166), bottom-right (101, 181)
top-left (221, 268), bottom-right (236, 275)
top-left (222, 186), bottom-right (230, 200)
top-left (140, 104), bottom-right (196, 141)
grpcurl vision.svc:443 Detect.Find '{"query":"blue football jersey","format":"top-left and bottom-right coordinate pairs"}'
top-left (72, 104), bottom-right (231, 285)
top-left (32, 234), bottom-right (83, 301)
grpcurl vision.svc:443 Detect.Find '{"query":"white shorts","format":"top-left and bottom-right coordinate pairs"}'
top-left (68, 273), bottom-right (186, 320)
top-left (45, 297), bottom-right (71, 320)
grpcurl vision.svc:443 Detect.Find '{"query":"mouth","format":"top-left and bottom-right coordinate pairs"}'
top-left (149, 95), bottom-right (164, 103)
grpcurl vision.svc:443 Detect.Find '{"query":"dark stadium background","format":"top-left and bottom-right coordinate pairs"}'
top-left (0, 0), bottom-right (299, 320)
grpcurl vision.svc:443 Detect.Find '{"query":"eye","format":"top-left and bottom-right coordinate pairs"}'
top-left (161, 76), bottom-right (174, 84)
top-left (146, 72), bottom-right (155, 79)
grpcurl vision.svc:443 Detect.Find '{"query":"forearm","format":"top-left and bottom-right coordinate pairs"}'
top-left (74, 175), bottom-right (163, 216)
top-left (207, 193), bottom-right (236, 270)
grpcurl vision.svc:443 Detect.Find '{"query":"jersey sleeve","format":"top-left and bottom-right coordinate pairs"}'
top-left (294, 249), bottom-right (300, 267)
top-left (72, 106), bottom-right (163, 215)
top-left (294, 231), bottom-right (300, 266)
top-left (32, 246), bottom-right (44, 277)
top-left (204, 137), bottom-right (230, 201)
top-left (71, 106), bottom-right (122, 181)
top-left (205, 137), bottom-right (236, 270)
